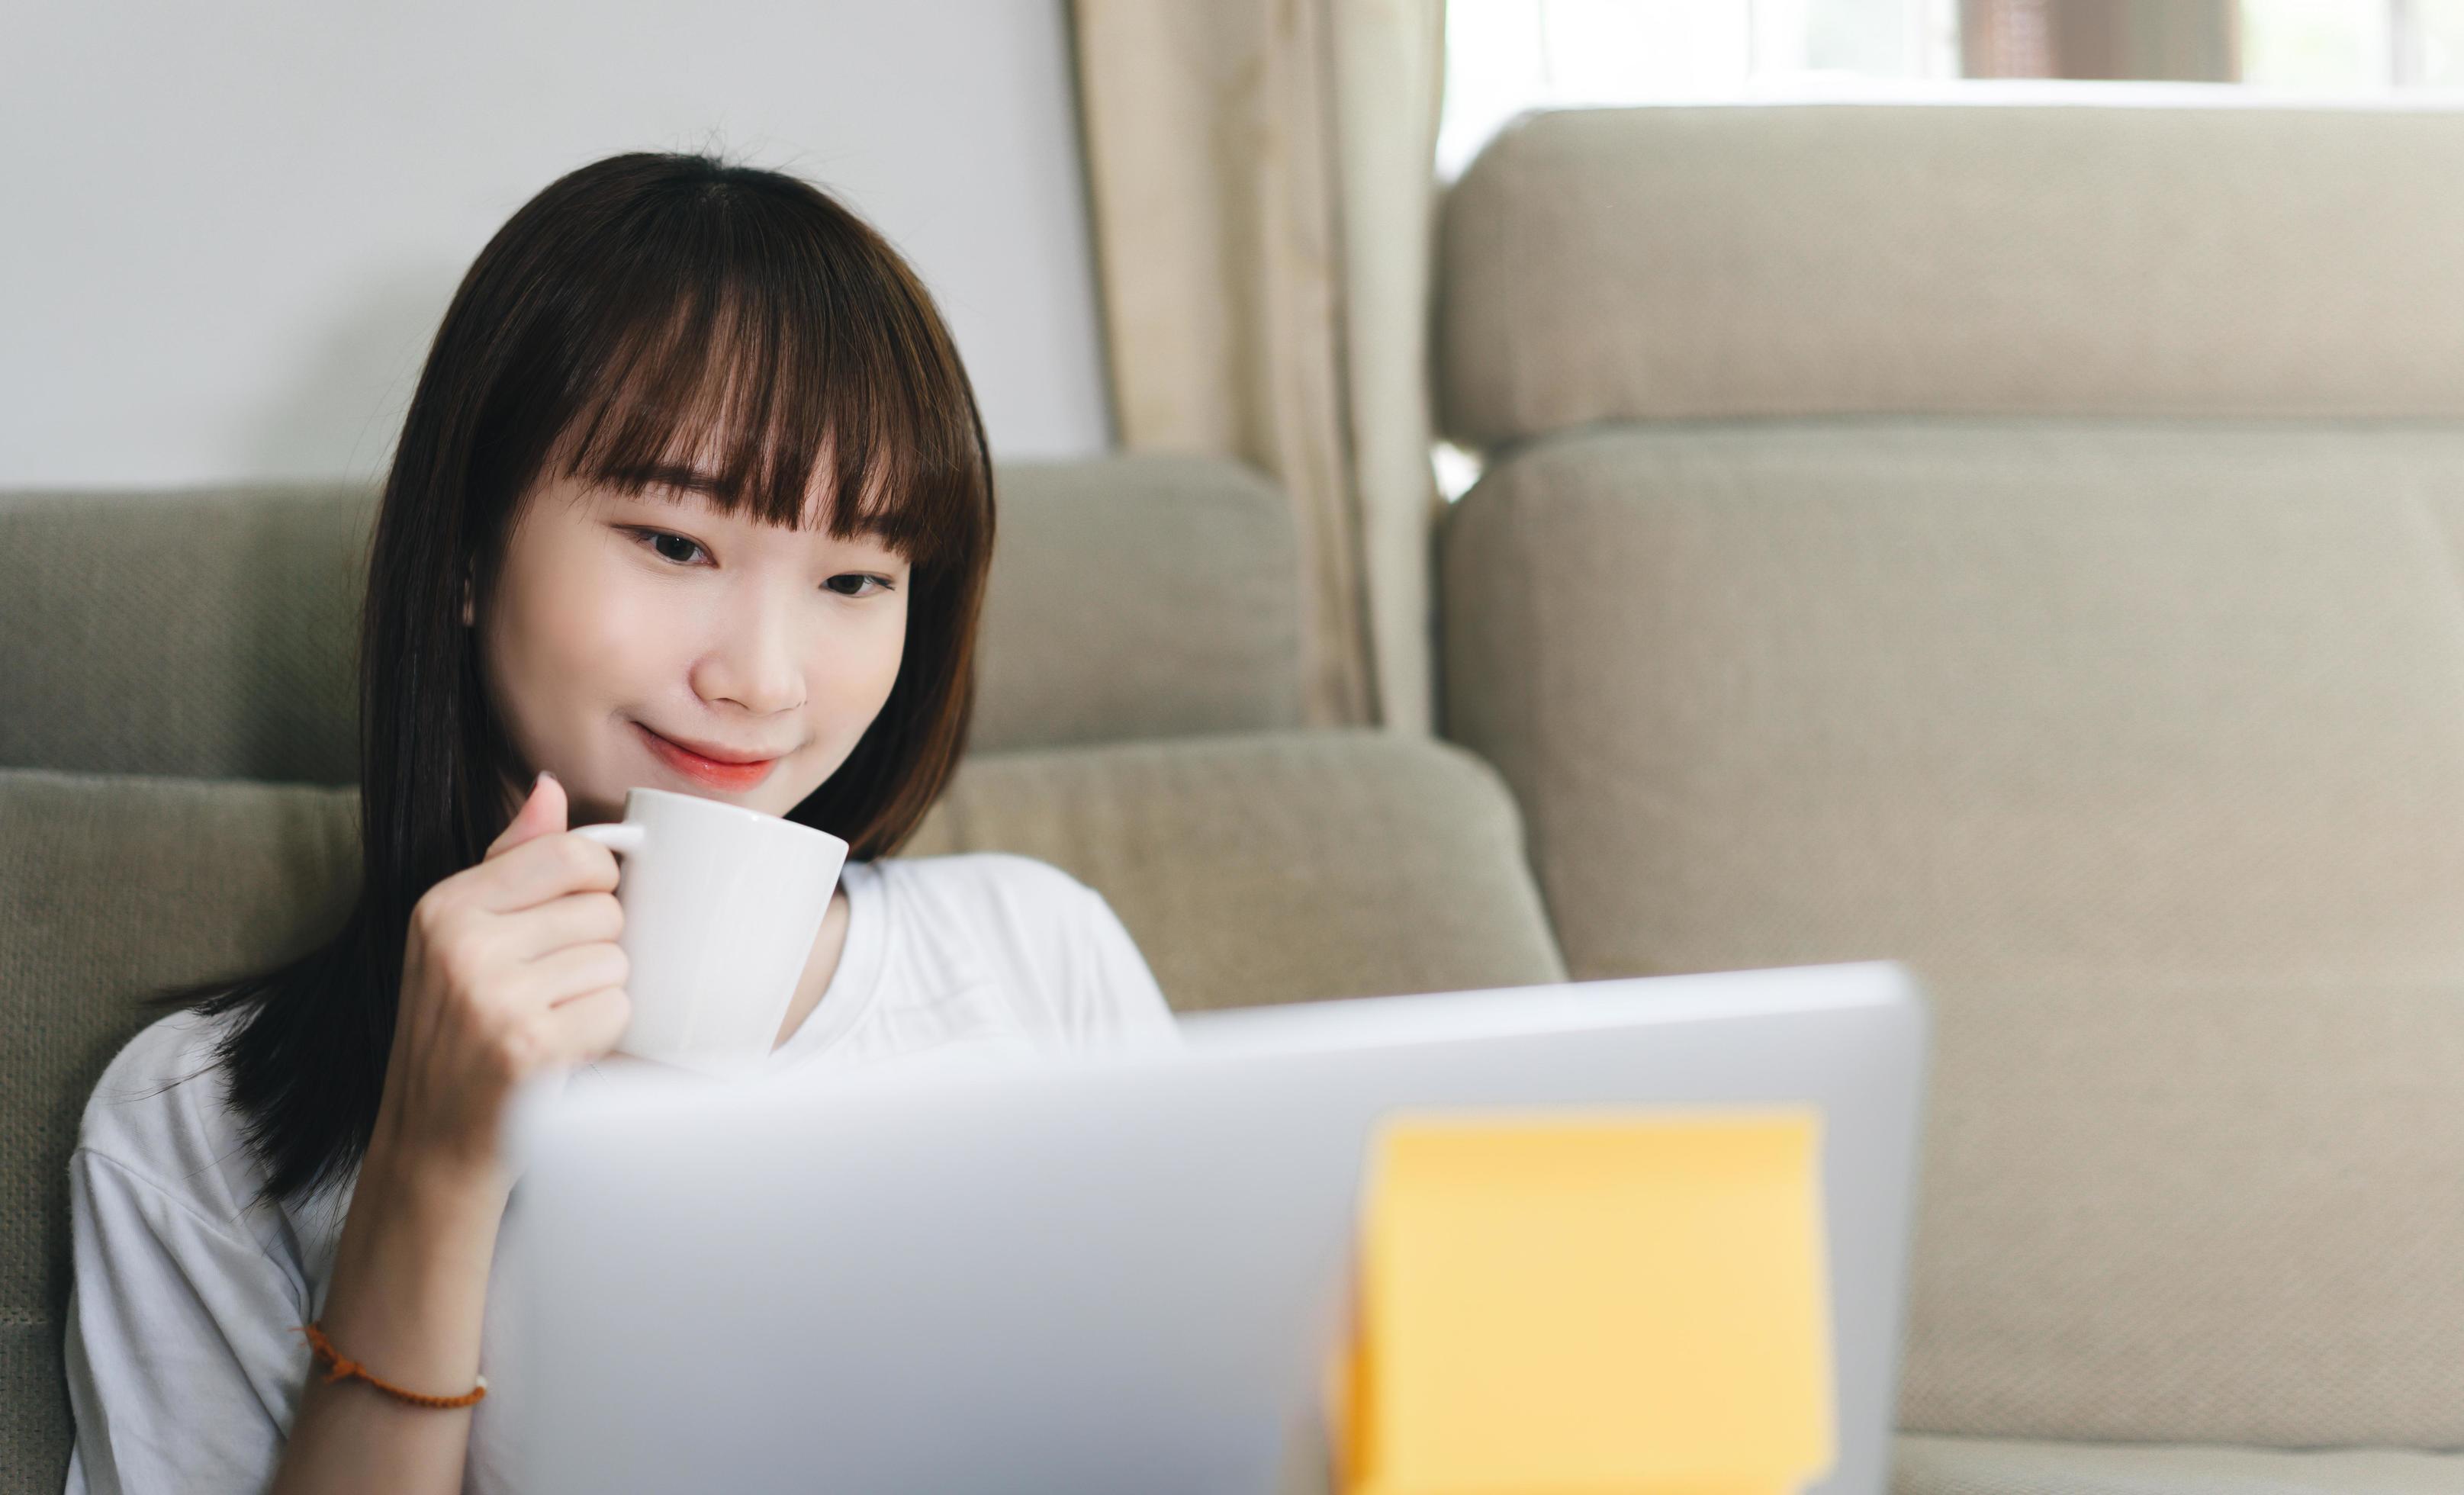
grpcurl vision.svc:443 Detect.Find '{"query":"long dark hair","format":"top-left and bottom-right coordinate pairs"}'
top-left (156, 151), bottom-right (997, 1205)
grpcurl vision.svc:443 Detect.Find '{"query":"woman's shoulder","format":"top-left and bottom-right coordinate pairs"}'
top-left (874, 850), bottom-right (1175, 1044)
top-left (75, 1004), bottom-right (273, 1225)
top-left (873, 850), bottom-right (1118, 974)
top-left (877, 850), bottom-right (1098, 915)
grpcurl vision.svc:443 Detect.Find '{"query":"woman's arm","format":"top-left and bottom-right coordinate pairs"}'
top-left (268, 771), bottom-right (631, 1493)
top-left (266, 1147), bottom-right (507, 1495)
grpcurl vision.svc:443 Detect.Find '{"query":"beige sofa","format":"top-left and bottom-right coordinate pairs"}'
top-left (10, 98), bottom-right (2464, 1494)
top-left (1434, 102), bottom-right (2464, 1490)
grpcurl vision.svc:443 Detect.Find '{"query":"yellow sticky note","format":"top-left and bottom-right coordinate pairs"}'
top-left (1330, 1109), bottom-right (1835, 1495)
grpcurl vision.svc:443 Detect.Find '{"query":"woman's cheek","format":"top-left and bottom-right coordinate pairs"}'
top-left (561, 564), bottom-right (693, 688)
top-left (593, 572), bottom-right (676, 659)
top-left (860, 598), bottom-right (908, 703)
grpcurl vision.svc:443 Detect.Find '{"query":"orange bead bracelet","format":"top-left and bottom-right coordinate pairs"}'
top-left (296, 1321), bottom-right (489, 1410)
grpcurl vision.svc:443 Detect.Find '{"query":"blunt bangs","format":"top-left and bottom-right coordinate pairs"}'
top-left (544, 178), bottom-right (978, 574)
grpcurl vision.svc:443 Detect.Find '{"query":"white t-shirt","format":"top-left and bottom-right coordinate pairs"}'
top-left (61, 851), bottom-right (1179, 1495)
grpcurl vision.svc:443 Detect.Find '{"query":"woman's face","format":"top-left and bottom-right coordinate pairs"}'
top-left (474, 459), bottom-right (912, 827)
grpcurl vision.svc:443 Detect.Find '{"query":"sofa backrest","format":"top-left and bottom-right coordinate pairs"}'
top-left (1434, 102), bottom-right (2464, 1449)
top-left (0, 732), bottom-right (1564, 1490)
top-left (0, 454), bottom-right (1304, 783)
top-left (1437, 101), bottom-right (2464, 443)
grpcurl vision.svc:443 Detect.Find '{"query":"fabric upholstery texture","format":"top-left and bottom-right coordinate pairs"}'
top-left (1444, 420), bottom-right (2464, 989)
top-left (1439, 420), bottom-right (2464, 1450)
top-left (0, 453), bottom-right (1302, 783)
top-left (902, 728), bottom-right (1567, 1011)
top-left (1436, 104), bottom-right (2464, 447)
top-left (1893, 1433), bottom-right (2464, 1494)
top-left (1899, 972), bottom-right (2464, 1448)
top-left (0, 731), bottom-right (1561, 1488)
top-left (1, 484), bottom-right (372, 786)
top-left (971, 455), bottom-right (1304, 750)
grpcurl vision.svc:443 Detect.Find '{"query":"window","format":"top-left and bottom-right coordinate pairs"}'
top-left (1441, 0), bottom-right (1961, 182)
top-left (1444, 0), bottom-right (2464, 182)
top-left (2245, 0), bottom-right (2464, 88)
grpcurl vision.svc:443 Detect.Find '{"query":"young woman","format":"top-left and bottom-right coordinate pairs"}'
top-left (61, 152), bottom-right (1177, 1494)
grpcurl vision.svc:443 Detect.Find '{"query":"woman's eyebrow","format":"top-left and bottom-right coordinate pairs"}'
top-left (622, 463), bottom-right (728, 500)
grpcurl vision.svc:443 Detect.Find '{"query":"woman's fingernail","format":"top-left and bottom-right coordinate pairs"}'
top-left (537, 769), bottom-right (557, 791)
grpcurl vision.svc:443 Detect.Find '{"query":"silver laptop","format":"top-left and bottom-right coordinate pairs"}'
top-left (496, 960), bottom-right (1930, 1494)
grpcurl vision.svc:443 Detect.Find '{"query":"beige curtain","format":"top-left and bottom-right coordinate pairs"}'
top-left (1070, 0), bottom-right (1448, 735)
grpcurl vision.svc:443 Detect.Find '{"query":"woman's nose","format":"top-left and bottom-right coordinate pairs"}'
top-left (690, 584), bottom-right (806, 715)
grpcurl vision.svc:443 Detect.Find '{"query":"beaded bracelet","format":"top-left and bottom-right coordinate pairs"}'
top-left (296, 1322), bottom-right (489, 1409)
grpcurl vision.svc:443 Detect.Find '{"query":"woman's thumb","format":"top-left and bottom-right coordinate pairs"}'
top-left (486, 770), bottom-right (568, 859)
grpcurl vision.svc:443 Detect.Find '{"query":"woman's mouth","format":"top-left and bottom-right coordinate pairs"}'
top-left (632, 721), bottom-right (780, 791)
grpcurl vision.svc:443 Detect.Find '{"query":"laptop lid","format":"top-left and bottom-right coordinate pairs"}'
top-left (497, 959), bottom-right (1929, 1494)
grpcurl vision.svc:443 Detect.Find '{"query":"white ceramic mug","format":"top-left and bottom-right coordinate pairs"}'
top-left (572, 787), bottom-right (848, 1077)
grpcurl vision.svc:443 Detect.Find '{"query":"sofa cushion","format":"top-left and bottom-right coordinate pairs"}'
top-left (2, 484), bottom-right (372, 786)
top-left (0, 771), bottom-right (359, 1493)
top-left (904, 729), bottom-right (1567, 1011)
top-left (1437, 104), bottom-right (2464, 448)
top-left (971, 457), bottom-right (1303, 752)
top-left (1898, 972), bottom-right (2464, 1449)
top-left (1895, 1433), bottom-right (2464, 1494)
top-left (1443, 420), bottom-right (2464, 989)
top-left (0, 453), bottom-right (1303, 783)
top-left (0, 731), bottom-right (1562, 1484)
top-left (1440, 420), bottom-right (2464, 1447)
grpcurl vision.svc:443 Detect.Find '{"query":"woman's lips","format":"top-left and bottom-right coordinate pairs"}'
top-left (632, 721), bottom-right (779, 791)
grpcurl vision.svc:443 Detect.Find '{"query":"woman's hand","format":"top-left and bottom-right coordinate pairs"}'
top-left (370, 770), bottom-right (634, 1191)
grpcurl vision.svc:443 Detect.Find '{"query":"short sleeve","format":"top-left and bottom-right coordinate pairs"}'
top-left (1062, 884), bottom-right (1182, 1051)
top-left (63, 1148), bottom-right (307, 1494)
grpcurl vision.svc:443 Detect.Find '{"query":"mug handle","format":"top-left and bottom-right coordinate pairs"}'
top-left (574, 822), bottom-right (646, 855)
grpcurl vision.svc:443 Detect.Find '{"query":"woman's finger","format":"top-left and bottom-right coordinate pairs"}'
top-left (510, 940), bottom-right (629, 1012)
top-left (494, 890), bottom-right (623, 964)
top-left (543, 986), bottom-right (634, 1063)
top-left (465, 830), bottom-right (621, 915)
top-left (485, 771), bottom-right (568, 860)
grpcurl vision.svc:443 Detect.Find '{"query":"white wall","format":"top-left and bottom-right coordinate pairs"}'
top-left (2, 0), bottom-right (1115, 488)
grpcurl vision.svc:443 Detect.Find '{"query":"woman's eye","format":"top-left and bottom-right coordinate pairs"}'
top-left (631, 529), bottom-right (707, 566)
top-left (626, 528), bottom-right (888, 596)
